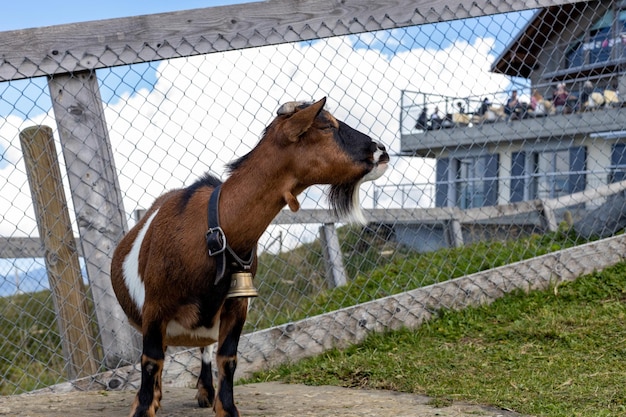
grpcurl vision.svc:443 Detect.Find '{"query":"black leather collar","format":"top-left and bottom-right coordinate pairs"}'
top-left (206, 184), bottom-right (255, 284)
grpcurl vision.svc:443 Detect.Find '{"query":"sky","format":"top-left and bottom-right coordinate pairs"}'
top-left (0, 0), bottom-right (250, 31)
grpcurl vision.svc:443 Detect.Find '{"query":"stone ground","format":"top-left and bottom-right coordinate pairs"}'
top-left (0, 382), bottom-right (533, 417)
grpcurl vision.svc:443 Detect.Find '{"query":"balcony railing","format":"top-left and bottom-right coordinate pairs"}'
top-left (400, 87), bottom-right (626, 156)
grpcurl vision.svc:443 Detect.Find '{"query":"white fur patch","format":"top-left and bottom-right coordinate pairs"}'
top-left (166, 320), bottom-right (220, 342)
top-left (122, 209), bottom-right (160, 313)
top-left (346, 143), bottom-right (389, 225)
top-left (363, 145), bottom-right (389, 182)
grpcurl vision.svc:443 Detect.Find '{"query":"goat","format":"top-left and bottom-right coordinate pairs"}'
top-left (110, 97), bottom-right (389, 417)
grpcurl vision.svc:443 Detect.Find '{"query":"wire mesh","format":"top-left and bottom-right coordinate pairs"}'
top-left (1, 0), bottom-right (625, 394)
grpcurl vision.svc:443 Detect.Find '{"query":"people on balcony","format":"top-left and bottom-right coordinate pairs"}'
top-left (529, 89), bottom-right (550, 116)
top-left (476, 97), bottom-right (491, 116)
top-left (552, 83), bottom-right (575, 114)
top-left (415, 108), bottom-right (428, 130)
top-left (530, 89), bottom-right (543, 113)
top-left (430, 106), bottom-right (443, 129)
top-left (505, 90), bottom-right (527, 121)
top-left (603, 82), bottom-right (621, 107)
top-left (410, 80), bottom-right (624, 134)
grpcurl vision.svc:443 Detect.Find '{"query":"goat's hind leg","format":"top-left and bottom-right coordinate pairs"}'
top-left (196, 344), bottom-right (216, 408)
top-left (214, 298), bottom-right (248, 417)
top-left (130, 321), bottom-right (166, 417)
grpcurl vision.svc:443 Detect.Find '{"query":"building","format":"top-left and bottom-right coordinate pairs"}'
top-left (400, 0), bottom-right (626, 214)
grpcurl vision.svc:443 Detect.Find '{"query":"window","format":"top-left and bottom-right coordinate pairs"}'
top-left (510, 147), bottom-right (586, 202)
top-left (435, 154), bottom-right (498, 208)
top-left (610, 143), bottom-right (626, 183)
top-left (532, 150), bottom-right (570, 199)
top-left (457, 156), bottom-right (488, 209)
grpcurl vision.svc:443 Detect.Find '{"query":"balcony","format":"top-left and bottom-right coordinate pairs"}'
top-left (400, 90), bottom-right (626, 157)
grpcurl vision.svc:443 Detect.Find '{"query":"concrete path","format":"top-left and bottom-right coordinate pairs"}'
top-left (0, 382), bottom-right (531, 417)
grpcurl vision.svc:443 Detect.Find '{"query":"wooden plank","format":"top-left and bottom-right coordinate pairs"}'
top-left (48, 71), bottom-right (141, 368)
top-left (6, 176), bottom-right (626, 259)
top-left (0, 236), bottom-right (48, 258)
top-left (19, 126), bottom-right (99, 379)
top-left (0, 0), bottom-right (583, 81)
top-left (270, 207), bottom-right (463, 224)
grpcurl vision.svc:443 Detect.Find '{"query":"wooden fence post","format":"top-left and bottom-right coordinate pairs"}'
top-left (538, 200), bottom-right (558, 233)
top-left (444, 218), bottom-right (464, 248)
top-left (48, 71), bottom-right (141, 367)
top-left (19, 125), bottom-right (99, 379)
top-left (319, 224), bottom-right (348, 288)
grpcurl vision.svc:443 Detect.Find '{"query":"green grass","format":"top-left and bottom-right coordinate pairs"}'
top-left (0, 291), bottom-right (67, 394)
top-left (247, 225), bottom-right (584, 330)
top-left (247, 261), bottom-right (626, 417)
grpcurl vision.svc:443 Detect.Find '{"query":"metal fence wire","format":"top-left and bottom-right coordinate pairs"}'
top-left (1, 0), bottom-right (625, 394)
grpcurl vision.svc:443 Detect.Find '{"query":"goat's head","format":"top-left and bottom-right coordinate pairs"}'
top-left (268, 97), bottom-right (389, 223)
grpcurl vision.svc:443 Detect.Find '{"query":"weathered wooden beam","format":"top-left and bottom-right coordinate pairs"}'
top-left (0, 0), bottom-right (583, 81)
top-left (48, 71), bottom-right (141, 368)
top-left (0, 236), bottom-right (57, 258)
top-left (19, 126), bottom-right (99, 379)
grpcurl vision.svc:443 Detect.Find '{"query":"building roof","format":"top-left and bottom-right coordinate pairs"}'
top-left (490, 3), bottom-right (588, 78)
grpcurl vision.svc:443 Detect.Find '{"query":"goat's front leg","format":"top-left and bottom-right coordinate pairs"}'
top-left (196, 344), bottom-right (216, 408)
top-left (130, 321), bottom-right (166, 417)
top-left (214, 298), bottom-right (248, 417)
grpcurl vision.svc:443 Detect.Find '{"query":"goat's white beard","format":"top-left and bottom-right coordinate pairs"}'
top-left (343, 181), bottom-right (367, 225)
top-left (342, 162), bottom-right (389, 225)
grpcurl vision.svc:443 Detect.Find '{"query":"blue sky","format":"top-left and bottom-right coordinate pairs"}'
top-left (1, 0), bottom-right (249, 31)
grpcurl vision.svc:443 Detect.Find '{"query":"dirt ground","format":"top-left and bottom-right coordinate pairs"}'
top-left (0, 382), bottom-right (531, 417)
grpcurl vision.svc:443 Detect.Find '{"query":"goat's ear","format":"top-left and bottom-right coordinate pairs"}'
top-left (283, 97), bottom-right (327, 142)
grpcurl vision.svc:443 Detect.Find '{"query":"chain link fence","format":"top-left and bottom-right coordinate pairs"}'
top-left (1, 0), bottom-right (625, 394)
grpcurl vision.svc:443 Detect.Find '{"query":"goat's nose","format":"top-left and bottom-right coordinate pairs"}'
top-left (370, 141), bottom-right (386, 152)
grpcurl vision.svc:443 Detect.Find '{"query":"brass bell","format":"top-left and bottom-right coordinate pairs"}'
top-left (226, 272), bottom-right (259, 298)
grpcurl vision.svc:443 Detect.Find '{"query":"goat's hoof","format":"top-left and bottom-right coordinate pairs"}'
top-left (197, 398), bottom-right (212, 408)
top-left (130, 409), bottom-right (157, 417)
top-left (129, 399), bottom-right (159, 417)
top-left (196, 388), bottom-right (214, 408)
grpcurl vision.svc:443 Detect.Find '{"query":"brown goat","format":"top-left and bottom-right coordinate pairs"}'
top-left (110, 97), bottom-right (389, 417)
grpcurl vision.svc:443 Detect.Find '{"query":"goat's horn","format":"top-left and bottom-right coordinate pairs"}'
top-left (277, 101), bottom-right (309, 116)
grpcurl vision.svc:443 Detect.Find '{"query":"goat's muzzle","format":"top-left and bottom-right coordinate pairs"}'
top-left (364, 141), bottom-right (389, 181)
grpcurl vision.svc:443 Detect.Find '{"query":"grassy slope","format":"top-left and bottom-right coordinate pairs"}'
top-left (248, 261), bottom-right (626, 417)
